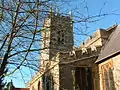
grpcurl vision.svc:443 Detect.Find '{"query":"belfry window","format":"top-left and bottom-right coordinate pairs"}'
top-left (57, 30), bottom-right (65, 44)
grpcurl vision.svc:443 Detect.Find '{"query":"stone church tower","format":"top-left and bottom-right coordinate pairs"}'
top-left (27, 13), bottom-right (114, 90)
top-left (27, 13), bottom-right (74, 90)
top-left (26, 12), bottom-right (118, 90)
top-left (40, 13), bottom-right (73, 62)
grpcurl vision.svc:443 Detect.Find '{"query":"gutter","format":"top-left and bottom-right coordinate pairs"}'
top-left (95, 50), bottom-right (120, 64)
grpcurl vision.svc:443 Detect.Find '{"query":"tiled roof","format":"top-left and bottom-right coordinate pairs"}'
top-left (95, 25), bottom-right (120, 63)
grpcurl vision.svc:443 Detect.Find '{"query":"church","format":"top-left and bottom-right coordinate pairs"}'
top-left (26, 12), bottom-right (120, 90)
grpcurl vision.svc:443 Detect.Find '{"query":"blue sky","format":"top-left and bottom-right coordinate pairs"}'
top-left (5, 0), bottom-right (120, 88)
top-left (70, 0), bottom-right (120, 46)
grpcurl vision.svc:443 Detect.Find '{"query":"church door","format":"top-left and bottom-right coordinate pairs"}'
top-left (75, 67), bottom-right (92, 90)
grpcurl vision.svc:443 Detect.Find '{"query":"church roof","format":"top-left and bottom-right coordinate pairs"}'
top-left (95, 25), bottom-right (120, 63)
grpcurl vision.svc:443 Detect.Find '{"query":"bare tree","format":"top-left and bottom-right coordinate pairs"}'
top-left (0, 0), bottom-right (119, 89)
top-left (0, 0), bottom-right (62, 89)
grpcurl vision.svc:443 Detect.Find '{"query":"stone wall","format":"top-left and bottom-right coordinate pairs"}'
top-left (59, 65), bottom-right (73, 90)
top-left (27, 59), bottom-right (60, 90)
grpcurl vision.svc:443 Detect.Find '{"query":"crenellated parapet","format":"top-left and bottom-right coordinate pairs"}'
top-left (54, 28), bottom-right (113, 65)
top-left (80, 29), bottom-right (108, 49)
top-left (55, 46), bottom-right (101, 64)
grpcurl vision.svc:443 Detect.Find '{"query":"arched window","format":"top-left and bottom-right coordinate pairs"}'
top-left (108, 68), bottom-right (115, 90)
top-left (38, 81), bottom-right (40, 90)
top-left (104, 69), bottom-right (109, 90)
top-left (101, 64), bottom-right (115, 90)
top-left (32, 86), bottom-right (35, 90)
top-left (57, 30), bottom-right (65, 45)
top-left (42, 73), bottom-right (54, 90)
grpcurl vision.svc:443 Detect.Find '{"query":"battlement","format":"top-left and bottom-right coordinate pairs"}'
top-left (51, 45), bottom-right (101, 65)
top-left (79, 29), bottom-right (108, 49)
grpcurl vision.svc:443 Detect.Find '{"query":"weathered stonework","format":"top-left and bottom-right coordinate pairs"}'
top-left (27, 12), bottom-right (118, 90)
top-left (27, 13), bottom-right (73, 90)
